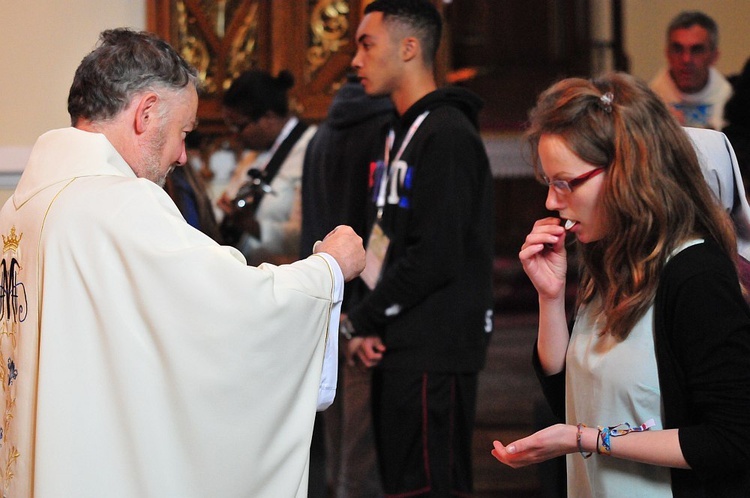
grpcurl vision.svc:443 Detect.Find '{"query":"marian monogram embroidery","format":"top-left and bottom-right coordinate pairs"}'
top-left (1, 227), bottom-right (27, 333)
top-left (0, 226), bottom-right (25, 489)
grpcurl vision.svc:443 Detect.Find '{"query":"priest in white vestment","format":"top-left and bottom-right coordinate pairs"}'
top-left (0, 28), bottom-right (365, 498)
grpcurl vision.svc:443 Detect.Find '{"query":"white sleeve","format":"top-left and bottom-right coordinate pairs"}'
top-left (315, 253), bottom-right (344, 411)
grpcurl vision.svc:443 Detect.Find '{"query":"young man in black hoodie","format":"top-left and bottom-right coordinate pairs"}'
top-left (347, 0), bottom-right (495, 495)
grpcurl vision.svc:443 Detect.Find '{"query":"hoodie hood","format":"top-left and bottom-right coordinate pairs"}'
top-left (13, 128), bottom-right (135, 207)
top-left (326, 82), bottom-right (395, 130)
top-left (401, 86), bottom-right (484, 129)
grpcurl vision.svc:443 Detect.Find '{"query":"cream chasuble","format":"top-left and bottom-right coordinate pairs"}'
top-left (0, 128), bottom-right (341, 497)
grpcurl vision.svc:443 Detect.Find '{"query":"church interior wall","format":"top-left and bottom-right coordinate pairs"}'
top-left (0, 0), bottom-right (748, 203)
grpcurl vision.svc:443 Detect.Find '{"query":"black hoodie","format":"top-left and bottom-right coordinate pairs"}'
top-left (301, 81), bottom-right (394, 255)
top-left (348, 87), bottom-right (495, 372)
top-left (300, 81), bottom-right (394, 311)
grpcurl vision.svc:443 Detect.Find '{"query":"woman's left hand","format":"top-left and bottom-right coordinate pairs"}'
top-left (491, 424), bottom-right (577, 468)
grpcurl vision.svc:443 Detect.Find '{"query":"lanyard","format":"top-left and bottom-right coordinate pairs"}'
top-left (376, 111), bottom-right (429, 210)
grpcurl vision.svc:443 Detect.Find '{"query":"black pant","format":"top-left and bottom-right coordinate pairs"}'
top-left (371, 369), bottom-right (478, 497)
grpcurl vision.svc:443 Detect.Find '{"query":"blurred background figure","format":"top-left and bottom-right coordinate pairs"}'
top-left (301, 74), bottom-right (393, 498)
top-left (723, 57), bottom-right (750, 193)
top-left (686, 125), bottom-right (750, 299)
top-left (650, 10), bottom-right (732, 129)
top-left (163, 131), bottom-right (223, 243)
top-left (219, 69), bottom-right (317, 265)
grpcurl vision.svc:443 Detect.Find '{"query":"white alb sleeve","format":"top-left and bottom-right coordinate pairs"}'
top-left (315, 253), bottom-right (344, 410)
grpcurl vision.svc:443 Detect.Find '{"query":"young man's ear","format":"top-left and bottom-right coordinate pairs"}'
top-left (401, 36), bottom-right (420, 63)
top-left (134, 93), bottom-right (160, 134)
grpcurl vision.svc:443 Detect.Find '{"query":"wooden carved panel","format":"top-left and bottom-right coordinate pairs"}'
top-left (149, 0), bottom-right (271, 137)
top-left (148, 0), bottom-right (370, 133)
top-left (268, 0), bottom-right (372, 122)
top-left (147, 0), bottom-right (447, 124)
top-left (148, 0), bottom-right (377, 179)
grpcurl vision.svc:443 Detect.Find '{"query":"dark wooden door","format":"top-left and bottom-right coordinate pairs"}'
top-left (446, 0), bottom-right (591, 130)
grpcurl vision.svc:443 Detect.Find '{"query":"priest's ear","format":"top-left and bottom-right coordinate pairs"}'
top-left (133, 92), bottom-right (161, 135)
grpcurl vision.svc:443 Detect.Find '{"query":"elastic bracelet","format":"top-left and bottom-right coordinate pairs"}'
top-left (576, 423), bottom-right (592, 459)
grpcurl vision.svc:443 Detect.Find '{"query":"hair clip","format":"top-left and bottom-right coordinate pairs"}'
top-left (599, 92), bottom-right (614, 113)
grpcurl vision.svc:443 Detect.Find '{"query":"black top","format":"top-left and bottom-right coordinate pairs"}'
top-left (348, 87), bottom-right (495, 373)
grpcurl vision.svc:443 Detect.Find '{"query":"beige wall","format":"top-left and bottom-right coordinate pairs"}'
top-left (0, 1), bottom-right (145, 172)
top-left (0, 0), bottom-right (747, 176)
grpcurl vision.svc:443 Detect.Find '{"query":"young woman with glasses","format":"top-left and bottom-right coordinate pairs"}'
top-left (492, 72), bottom-right (750, 497)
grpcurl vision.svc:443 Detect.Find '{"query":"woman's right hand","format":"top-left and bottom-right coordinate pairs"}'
top-left (519, 217), bottom-right (568, 300)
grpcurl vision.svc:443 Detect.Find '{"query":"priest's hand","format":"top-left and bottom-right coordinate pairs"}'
top-left (314, 225), bottom-right (365, 282)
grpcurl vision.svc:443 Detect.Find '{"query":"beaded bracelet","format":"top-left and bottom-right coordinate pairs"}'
top-left (597, 418), bottom-right (655, 456)
top-left (576, 423), bottom-right (592, 459)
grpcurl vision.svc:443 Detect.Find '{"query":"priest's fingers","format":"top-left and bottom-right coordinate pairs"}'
top-left (315, 225), bottom-right (365, 281)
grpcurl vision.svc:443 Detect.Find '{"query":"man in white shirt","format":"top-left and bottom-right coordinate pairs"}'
top-left (0, 28), bottom-right (364, 497)
top-left (650, 10), bottom-right (732, 130)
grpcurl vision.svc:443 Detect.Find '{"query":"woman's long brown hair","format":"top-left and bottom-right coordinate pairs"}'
top-left (527, 72), bottom-right (738, 339)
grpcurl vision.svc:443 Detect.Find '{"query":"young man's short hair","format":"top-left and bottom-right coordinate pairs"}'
top-left (365, 0), bottom-right (442, 66)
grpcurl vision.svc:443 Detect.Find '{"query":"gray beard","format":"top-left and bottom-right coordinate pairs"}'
top-left (140, 125), bottom-right (169, 185)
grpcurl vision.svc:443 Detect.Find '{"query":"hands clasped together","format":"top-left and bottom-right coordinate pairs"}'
top-left (345, 335), bottom-right (386, 369)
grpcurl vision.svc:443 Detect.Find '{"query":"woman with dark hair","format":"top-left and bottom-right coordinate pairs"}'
top-left (492, 72), bottom-right (750, 497)
top-left (219, 69), bottom-right (317, 265)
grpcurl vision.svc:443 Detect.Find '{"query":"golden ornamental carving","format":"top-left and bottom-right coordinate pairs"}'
top-left (176, 1), bottom-right (215, 93)
top-left (226, 2), bottom-right (259, 89)
top-left (307, 0), bottom-right (350, 80)
top-left (174, 0), bottom-right (259, 96)
top-left (196, 0), bottom-right (244, 37)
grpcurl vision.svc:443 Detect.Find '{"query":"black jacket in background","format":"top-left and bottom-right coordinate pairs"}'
top-left (348, 87), bottom-right (495, 373)
top-left (300, 81), bottom-right (394, 310)
top-left (300, 82), bottom-right (393, 253)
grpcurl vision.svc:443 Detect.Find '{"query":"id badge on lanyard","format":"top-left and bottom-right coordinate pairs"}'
top-left (361, 111), bottom-right (429, 290)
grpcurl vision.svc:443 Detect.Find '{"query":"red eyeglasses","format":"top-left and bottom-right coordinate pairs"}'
top-left (540, 167), bottom-right (606, 194)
